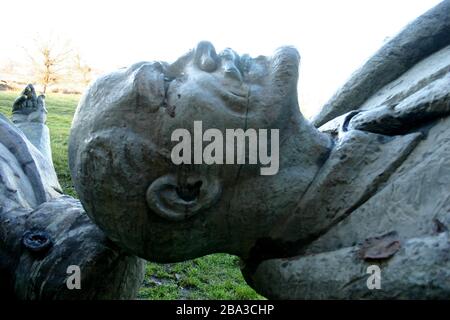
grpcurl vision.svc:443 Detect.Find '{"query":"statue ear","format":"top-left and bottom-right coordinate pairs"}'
top-left (146, 174), bottom-right (221, 221)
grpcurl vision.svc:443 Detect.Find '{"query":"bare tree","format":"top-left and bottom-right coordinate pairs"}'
top-left (0, 59), bottom-right (16, 75)
top-left (74, 53), bottom-right (93, 87)
top-left (23, 35), bottom-right (73, 94)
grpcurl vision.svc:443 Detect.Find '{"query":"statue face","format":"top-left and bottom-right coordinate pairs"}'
top-left (69, 42), bottom-right (306, 262)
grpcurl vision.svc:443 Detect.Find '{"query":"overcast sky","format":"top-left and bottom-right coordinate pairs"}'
top-left (0, 0), bottom-right (442, 117)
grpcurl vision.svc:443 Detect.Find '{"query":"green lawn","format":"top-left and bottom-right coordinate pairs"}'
top-left (0, 90), bottom-right (263, 300)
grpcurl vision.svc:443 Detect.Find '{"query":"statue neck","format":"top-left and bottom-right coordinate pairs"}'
top-left (234, 104), bottom-right (333, 261)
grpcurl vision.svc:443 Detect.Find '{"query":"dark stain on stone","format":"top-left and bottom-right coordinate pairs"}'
top-left (433, 218), bottom-right (448, 234)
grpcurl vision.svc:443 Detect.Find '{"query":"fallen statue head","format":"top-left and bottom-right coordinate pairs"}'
top-left (69, 41), bottom-right (333, 262)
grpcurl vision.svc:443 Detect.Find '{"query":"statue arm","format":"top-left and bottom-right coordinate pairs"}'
top-left (243, 232), bottom-right (450, 299)
top-left (0, 196), bottom-right (145, 299)
top-left (348, 75), bottom-right (450, 135)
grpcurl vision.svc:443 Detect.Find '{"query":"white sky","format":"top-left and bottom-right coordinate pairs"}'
top-left (0, 0), bottom-right (443, 117)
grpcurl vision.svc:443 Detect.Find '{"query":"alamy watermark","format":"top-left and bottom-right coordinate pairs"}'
top-left (171, 121), bottom-right (279, 175)
top-left (366, 265), bottom-right (381, 290)
top-left (66, 265), bottom-right (81, 290)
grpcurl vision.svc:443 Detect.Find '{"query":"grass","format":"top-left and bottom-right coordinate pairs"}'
top-left (0, 90), bottom-right (263, 300)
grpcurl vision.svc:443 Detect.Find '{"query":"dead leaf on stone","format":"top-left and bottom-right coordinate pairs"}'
top-left (358, 231), bottom-right (401, 261)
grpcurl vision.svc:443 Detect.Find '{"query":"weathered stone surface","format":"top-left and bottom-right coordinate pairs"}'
top-left (9, 85), bottom-right (54, 165)
top-left (237, 2), bottom-right (450, 299)
top-left (12, 84), bottom-right (47, 124)
top-left (335, 45), bottom-right (450, 136)
top-left (305, 115), bottom-right (450, 256)
top-left (350, 83), bottom-right (450, 134)
top-left (0, 141), bottom-right (39, 212)
top-left (355, 44), bottom-right (450, 115)
top-left (16, 123), bottom-right (53, 165)
top-left (0, 114), bottom-right (61, 209)
top-left (269, 130), bottom-right (423, 246)
top-left (313, 0), bottom-right (450, 127)
top-left (1, 196), bottom-right (145, 300)
top-left (245, 232), bottom-right (450, 299)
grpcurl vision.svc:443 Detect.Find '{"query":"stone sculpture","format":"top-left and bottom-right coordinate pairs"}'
top-left (1, 0), bottom-right (450, 300)
top-left (12, 84), bottom-right (47, 124)
top-left (69, 0), bottom-right (450, 299)
top-left (10, 84), bottom-right (54, 163)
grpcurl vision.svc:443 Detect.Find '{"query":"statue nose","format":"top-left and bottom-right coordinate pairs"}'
top-left (194, 41), bottom-right (218, 72)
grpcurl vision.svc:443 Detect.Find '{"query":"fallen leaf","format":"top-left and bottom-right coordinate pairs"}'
top-left (358, 231), bottom-right (401, 261)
